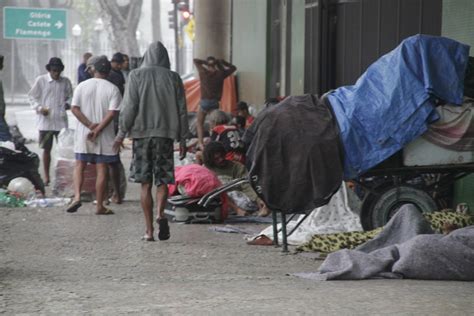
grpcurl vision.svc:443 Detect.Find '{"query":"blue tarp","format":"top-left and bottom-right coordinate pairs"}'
top-left (328, 34), bottom-right (470, 179)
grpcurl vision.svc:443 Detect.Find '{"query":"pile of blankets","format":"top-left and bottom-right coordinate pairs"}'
top-left (294, 204), bottom-right (474, 281)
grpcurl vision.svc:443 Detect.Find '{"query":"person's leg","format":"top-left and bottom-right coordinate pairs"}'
top-left (130, 138), bottom-right (154, 238)
top-left (42, 148), bottom-right (51, 185)
top-left (152, 137), bottom-right (174, 240)
top-left (141, 182), bottom-right (154, 239)
top-left (95, 162), bottom-right (111, 214)
top-left (66, 159), bottom-right (85, 213)
top-left (196, 108), bottom-right (206, 149)
top-left (39, 131), bottom-right (54, 185)
top-left (109, 162), bottom-right (122, 204)
top-left (155, 184), bottom-right (169, 220)
top-left (73, 160), bottom-right (86, 202)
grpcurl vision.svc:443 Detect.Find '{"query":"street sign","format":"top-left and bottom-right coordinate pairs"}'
top-left (3, 7), bottom-right (67, 40)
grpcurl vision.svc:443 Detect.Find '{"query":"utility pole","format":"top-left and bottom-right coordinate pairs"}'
top-left (169, 1), bottom-right (180, 73)
top-left (193, 0), bottom-right (231, 61)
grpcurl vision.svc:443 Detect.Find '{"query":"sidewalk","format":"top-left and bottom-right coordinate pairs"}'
top-left (2, 109), bottom-right (474, 314)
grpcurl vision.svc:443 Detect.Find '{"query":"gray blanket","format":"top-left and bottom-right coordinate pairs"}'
top-left (294, 205), bottom-right (474, 281)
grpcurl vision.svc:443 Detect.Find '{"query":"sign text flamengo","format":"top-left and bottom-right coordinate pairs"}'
top-left (3, 7), bottom-right (67, 40)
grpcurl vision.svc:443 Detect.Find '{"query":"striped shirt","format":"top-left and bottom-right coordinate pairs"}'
top-left (28, 73), bottom-right (73, 131)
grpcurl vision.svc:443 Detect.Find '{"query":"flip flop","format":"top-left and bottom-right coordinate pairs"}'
top-left (66, 200), bottom-right (82, 213)
top-left (157, 218), bottom-right (170, 241)
top-left (96, 208), bottom-right (114, 215)
top-left (247, 235), bottom-right (273, 246)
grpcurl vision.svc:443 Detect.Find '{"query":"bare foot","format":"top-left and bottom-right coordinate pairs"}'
top-left (257, 206), bottom-right (271, 217)
top-left (110, 195), bottom-right (122, 204)
top-left (95, 207), bottom-right (114, 215)
top-left (235, 207), bottom-right (248, 216)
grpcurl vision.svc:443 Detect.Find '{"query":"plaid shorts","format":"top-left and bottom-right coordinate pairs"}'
top-left (129, 137), bottom-right (175, 186)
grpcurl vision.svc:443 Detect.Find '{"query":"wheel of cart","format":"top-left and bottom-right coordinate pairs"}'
top-left (355, 162), bottom-right (474, 230)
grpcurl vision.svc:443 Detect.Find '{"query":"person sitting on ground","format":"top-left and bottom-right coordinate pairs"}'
top-left (203, 141), bottom-right (269, 216)
top-left (232, 115), bottom-right (246, 137)
top-left (236, 101), bottom-right (254, 128)
top-left (208, 110), bottom-right (246, 164)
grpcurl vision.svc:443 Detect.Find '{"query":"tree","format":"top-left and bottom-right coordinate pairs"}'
top-left (97, 0), bottom-right (143, 56)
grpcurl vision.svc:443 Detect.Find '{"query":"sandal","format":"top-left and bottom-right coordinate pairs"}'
top-left (247, 235), bottom-right (273, 246)
top-left (66, 200), bottom-right (82, 213)
top-left (157, 218), bottom-right (170, 241)
top-left (96, 208), bottom-right (114, 215)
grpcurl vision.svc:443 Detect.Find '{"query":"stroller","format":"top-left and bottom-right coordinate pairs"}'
top-left (166, 177), bottom-right (249, 223)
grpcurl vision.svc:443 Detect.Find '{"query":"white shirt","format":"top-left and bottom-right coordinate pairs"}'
top-left (28, 73), bottom-right (73, 131)
top-left (72, 78), bottom-right (122, 155)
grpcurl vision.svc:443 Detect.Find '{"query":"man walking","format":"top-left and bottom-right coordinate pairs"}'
top-left (114, 42), bottom-right (189, 241)
top-left (193, 56), bottom-right (236, 150)
top-left (66, 56), bottom-right (122, 215)
top-left (28, 57), bottom-right (73, 186)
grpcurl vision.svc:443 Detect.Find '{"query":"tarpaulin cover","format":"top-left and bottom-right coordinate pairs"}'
top-left (184, 75), bottom-right (237, 113)
top-left (246, 94), bottom-right (343, 212)
top-left (328, 34), bottom-right (470, 179)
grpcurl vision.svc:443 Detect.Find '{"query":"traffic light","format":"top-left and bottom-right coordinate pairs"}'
top-left (177, 0), bottom-right (192, 24)
top-left (168, 10), bottom-right (176, 29)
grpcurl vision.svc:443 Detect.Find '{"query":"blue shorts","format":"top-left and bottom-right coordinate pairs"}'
top-left (200, 99), bottom-right (220, 112)
top-left (75, 153), bottom-right (120, 164)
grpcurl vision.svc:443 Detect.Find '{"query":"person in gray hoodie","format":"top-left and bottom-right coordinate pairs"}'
top-left (114, 42), bottom-right (189, 242)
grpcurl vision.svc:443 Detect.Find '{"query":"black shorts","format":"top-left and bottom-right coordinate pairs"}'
top-left (38, 131), bottom-right (60, 150)
top-left (129, 137), bottom-right (175, 186)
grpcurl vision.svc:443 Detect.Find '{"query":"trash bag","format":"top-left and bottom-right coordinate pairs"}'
top-left (8, 125), bottom-right (25, 145)
top-left (0, 144), bottom-right (45, 195)
top-left (56, 128), bottom-right (75, 160)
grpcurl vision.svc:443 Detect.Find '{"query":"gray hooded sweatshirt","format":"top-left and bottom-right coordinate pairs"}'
top-left (118, 42), bottom-right (189, 141)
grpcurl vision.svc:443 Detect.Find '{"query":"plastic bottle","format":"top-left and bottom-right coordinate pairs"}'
top-left (25, 197), bottom-right (71, 208)
top-left (0, 191), bottom-right (26, 207)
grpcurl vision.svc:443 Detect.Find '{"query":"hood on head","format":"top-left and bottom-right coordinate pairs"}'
top-left (141, 42), bottom-right (170, 69)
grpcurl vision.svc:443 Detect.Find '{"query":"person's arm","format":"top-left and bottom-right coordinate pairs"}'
top-left (88, 110), bottom-right (117, 142)
top-left (193, 58), bottom-right (207, 71)
top-left (28, 76), bottom-right (47, 114)
top-left (219, 59), bottom-right (237, 77)
top-left (64, 78), bottom-right (73, 110)
top-left (71, 106), bottom-right (97, 130)
top-left (117, 71), bottom-right (139, 139)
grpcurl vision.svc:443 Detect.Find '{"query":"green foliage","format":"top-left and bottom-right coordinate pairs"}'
top-left (72, 0), bottom-right (101, 47)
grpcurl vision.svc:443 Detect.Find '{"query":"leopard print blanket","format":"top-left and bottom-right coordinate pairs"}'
top-left (297, 210), bottom-right (474, 254)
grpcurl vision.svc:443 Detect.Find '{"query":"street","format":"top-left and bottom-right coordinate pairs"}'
top-left (1, 107), bottom-right (474, 315)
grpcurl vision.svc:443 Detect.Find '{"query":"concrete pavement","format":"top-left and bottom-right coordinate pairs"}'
top-left (1, 107), bottom-right (474, 314)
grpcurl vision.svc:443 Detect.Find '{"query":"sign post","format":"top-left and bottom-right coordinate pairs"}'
top-left (3, 7), bottom-right (67, 40)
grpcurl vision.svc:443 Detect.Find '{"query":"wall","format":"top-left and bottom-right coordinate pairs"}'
top-left (231, 0), bottom-right (268, 106)
top-left (290, 0), bottom-right (305, 95)
top-left (442, 0), bottom-right (474, 56)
